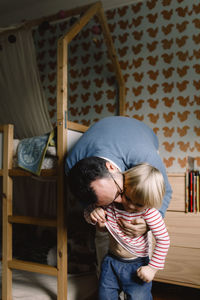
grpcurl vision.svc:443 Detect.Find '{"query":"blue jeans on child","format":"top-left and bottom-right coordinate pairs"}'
top-left (98, 253), bottom-right (152, 300)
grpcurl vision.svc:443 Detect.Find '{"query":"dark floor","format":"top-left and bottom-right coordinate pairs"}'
top-left (152, 282), bottom-right (200, 300)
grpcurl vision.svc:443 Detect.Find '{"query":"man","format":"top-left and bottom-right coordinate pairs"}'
top-left (65, 116), bottom-right (172, 268)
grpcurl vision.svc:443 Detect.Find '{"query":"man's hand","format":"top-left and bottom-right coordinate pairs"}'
top-left (117, 217), bottom-right (147, 237)
top-left (137, 265), bottom-right (157, 283)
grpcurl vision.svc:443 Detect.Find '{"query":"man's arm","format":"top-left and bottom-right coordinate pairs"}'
top-left (117, 217), bottom-right (147, 237)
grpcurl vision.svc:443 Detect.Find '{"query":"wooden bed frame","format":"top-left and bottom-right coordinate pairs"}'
top-left (0, 2), bottom-right (125, 299)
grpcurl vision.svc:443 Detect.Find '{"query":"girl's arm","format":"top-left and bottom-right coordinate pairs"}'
top-left (137, 208), bottom-right (170, 282)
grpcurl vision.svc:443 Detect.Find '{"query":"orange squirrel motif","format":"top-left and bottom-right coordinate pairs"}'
top-left (94, 104), bottom-right (103, 114)
top-left (176, 36), bottom-right (188, 47)
top-left (177, 111), bottom-right (190, 122)
top-left (177, 66), bottom-right (189, 77)
top-left (132, 44), bottom-right (143, 55)
top-left (94, 79), bottom-right (104, 88)
top-left (118, 33), bottom-right (129, 44)
top-left (132, 30), bottom-right (143, 41)
top-left (162, 82), bottom-right (174, 93)
top-left (163, 127), bottom-right (175, 137)
top-left (147, 113), bottom-right (159, 123)
top-left (147, 55), bottom-right (159, 66)
top-left (162, 38), bottom-right (173, 49)
top-left (148, 98), bottom-right (159, 108)
top-left (132, 72), bottom-right (144, 82)
top-left (133, 100), bottom-right (144, 110)
top-left (163, 157), bottom-right (175, 168)
top-left (130, 16), bottom-right (143, 28)
top-left (81, 93), bottom-right (90, 103)
top-left (147, 83), bottom-right (159, 94)
top-left (132, 86), bottom-right (143, 96)
top-left (176, 6), bottom-right (188, 17)
top-left (106, 103), bottom-right (116, 113)
top-left (162, 97), bottom-right (174, 107)
top-left (94, 91), bottom-right (103, 101)
top-left (176, 21), bottom-right (189, 33)
top-left (147, 41), bottom-right (158, 52)
top-left (176, 80), bottom-right (189, 92)
top-left (194, 110), bottom-right (200, 120)
top-left (194, 126), bottom-right (200, 136)
top-left (177, 126), bottom-right (190, 137)
top-left (161, 9), bottom-right (173, 20)
top-left (147, 70), bottom-right (159, 80)
top-left (163, 112), bottom-right (175, 122)
top-left (161, 24), bottom-right (174, 35)
top-left (146, 13), bottom-right (158, 23)
top-left (177, 96), bottom-right (189, 106)
top-left (69, 56), bottom-right (78, 66)
top-left (162, 142), bottom-right (175, 152)
top-left (147, 27), bottom-right (159, 38)
top-left (177, 141), bottom-right (190, 152)
top-left (146, 0), bottom-right (157, 10)
top-left (131, 2), bottom-right (143, 13)
top-left (161, 53), bottom-right (173, 64)
top-left (162, 67), bottom-right (175, 78)
top-left (117, 6), bottom-right (128, 17)
top-left (69, 94), bottom-right (78, 104)
top-left (177, 158), bottom-right (187, 168)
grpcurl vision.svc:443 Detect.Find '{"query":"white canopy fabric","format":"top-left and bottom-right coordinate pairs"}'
top-left (0, 27), bottom-right (52, 138)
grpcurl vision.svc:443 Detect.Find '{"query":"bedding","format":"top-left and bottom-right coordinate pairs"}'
top-left (0, 263), bottom-right (98, 300)
top-left (11, 128), bottom-right (83, 174)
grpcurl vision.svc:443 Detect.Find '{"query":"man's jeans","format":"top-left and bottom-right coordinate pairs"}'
top-left (98, 253), bottom-right (152, 300)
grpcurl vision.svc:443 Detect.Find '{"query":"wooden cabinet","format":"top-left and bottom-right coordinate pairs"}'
top-left (154, 173), bottom-right (200, 288)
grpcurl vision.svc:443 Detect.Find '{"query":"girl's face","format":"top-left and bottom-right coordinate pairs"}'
top-left (122, 186), bottom-right (147, 213)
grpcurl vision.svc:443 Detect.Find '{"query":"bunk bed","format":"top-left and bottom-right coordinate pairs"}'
top-left (0, 1), bottom-right (125, 299)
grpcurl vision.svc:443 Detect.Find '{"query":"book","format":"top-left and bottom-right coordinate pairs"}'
top-left (0, 132), bottom-right (2, 169)
top-left (186, 156), bottom-right (195, 213)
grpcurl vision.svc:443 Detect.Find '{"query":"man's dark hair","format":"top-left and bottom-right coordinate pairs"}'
top-left (67, 156), bottom-right (110, 207)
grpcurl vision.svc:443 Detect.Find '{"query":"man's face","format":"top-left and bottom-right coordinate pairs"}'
top-left (90, 175), bottom-right (123, 207)
top-left (90, 174), bottom-right (146, 213)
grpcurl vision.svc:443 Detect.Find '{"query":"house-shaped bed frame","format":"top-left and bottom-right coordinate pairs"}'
top-left (0, 2), bottom-right (125, 299)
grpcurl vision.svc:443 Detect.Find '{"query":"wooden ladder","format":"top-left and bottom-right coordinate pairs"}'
top-left (1, 124), bottom-right (67, 300)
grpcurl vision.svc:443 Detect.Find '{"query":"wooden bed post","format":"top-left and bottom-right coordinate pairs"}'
top-left (2, 124), bottom-right (14, 300)
top-left (57, 36), bottom-right (68, 299)
top-left (56, 2), bottom-right (125, 299)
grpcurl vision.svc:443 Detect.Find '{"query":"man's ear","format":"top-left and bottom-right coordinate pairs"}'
top-left (105, 161), bottom-right (118, 172)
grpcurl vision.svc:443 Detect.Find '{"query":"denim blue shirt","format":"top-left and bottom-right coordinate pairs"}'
top-left (66, 116), bottom-right (172, 217)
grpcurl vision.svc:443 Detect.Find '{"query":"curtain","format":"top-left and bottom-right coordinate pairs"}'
top-left (0, 27), bottom-right (52, 138)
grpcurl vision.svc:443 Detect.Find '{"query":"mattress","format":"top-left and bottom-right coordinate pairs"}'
top-left (0, 264), bottom-right (98, 300)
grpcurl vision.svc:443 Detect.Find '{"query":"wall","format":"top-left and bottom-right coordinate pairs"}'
top-left (33, 0), bottom-right (200, 173)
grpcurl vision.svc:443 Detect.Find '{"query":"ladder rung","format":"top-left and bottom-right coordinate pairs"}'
top-left (8, 259), bottom-right (57, 276)
top-left (8, 168), bottom-right (57, 177)
top-left (8, 215), bottom-right (57, 227)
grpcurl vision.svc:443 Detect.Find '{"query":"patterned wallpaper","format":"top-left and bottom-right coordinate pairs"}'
top-left (33, 0), bottom-right (200, 172)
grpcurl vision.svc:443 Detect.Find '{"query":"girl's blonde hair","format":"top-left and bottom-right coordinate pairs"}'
top-left (123, 163), bottom-right (165, 209)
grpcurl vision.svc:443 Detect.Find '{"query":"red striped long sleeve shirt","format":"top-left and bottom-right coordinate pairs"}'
top-left (85, 204), bottom-right (170, 270)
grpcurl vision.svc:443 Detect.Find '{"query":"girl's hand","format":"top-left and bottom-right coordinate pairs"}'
top-left (137, 265), bottom-right (157, 283)
top-left (90, 207), bottom-right (106, 224)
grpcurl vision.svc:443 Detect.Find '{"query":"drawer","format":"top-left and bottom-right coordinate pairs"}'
top-left (167, 173), bottom-right (185, 212)
top-left (154, 246), bottom-right (200, 288)
top-left (164, 211), bottom-right (200, 248)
